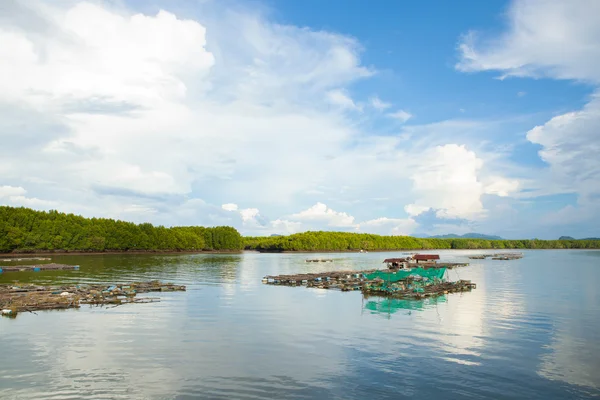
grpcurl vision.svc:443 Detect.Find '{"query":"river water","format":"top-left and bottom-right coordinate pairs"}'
top-left (1, 250), bottom-right (599, 399)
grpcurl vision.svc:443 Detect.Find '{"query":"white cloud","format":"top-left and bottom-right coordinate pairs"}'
top-left (0, 185), bottom-right (56, 208)
top-left (239, 208), bottom-right (260, 222)
top-left (406, 144), bottom-right (518, 220)
top-left (326, 89), bottom-right (361, 111)
top-left (221, 203), bottom-right (239, 212)
top-left (0, 1), bottom-right (373, 209)
top-left (270, 219), bottom-right (303, 234)
top-left (526, 95), bottom-right (600, 200)
top-left (455, 0), bottom-right (600, 233)
top-left (0, 185), bottom-right (26, 197)
top-left (358, 217), bottom-right (418, 236)
top-left (122, 204), bottom-right (157, 214)
top-left (369, 96), bottom-right (391, 110)
top-left (387, 109), bottom-right (412, 123)
top-left (0, 1), bottom-right (525, 236)
top-left (457, 0), bottom-right (600, 83)
top-left (404, 204), bottom-right (430, 217)
top-left (517, 91), bottom-right (526, 97)
top-left (291, 202), bottom-right (355, 227)
top-left (484, 177), bottom-right (520, 197)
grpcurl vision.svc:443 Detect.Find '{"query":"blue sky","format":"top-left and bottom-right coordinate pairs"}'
top-left (0, 0), bottom-right (599, 239)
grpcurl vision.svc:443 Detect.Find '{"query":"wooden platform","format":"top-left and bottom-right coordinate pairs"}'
top-left (411, 262), bottom-right (469, 269)
top-left (1, 281), bottom-right (186, 316)
top-left (0, 263), bottom-right (80, 273)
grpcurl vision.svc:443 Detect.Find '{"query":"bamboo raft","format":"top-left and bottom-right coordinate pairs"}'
top-left (468, 253), bottom-right (523, 260)
top-left (262, 269), bottom-right (476, 299)
top-left (0, 281), bottom-right (186, 317)
top-left (362, 280), bottom-right (476, 299)
top-left (263, 269), bottom-right (377, 289)
top-left (0, 263), bottom-right (80, 273)
top-left (411, 262), bottom-right (469, 269)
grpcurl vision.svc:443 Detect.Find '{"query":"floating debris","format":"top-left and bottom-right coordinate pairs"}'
top-left (305, 259), bottom-right (334, 263)
top-left (0, 263), bottom-right (80, 273)
top-left (468, 253), bottom-right (523, 260)
top-left (0, 281), bottom-right (186, 317)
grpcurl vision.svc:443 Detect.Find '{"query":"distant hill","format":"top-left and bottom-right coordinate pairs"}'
top-left (559, 236), bottom-right (600, 240)
top-left (427, 233), bottom-right (504, 240)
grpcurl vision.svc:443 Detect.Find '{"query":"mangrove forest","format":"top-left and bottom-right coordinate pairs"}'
top-left (0, 206), bottom-right (243, 253)
top-left (244, 231), bottom-right (600, 252)
top-left (1, 206), bottom-right (599, 253)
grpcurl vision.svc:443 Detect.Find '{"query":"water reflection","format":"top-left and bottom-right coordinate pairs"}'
top-left (363, 295), bottom-right (447, 317)
top-left (1, 250), bottom-right (600, 399)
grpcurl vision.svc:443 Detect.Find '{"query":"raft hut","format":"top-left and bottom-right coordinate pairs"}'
top-left (384, 258), bottom-right (409, 269)
top-left (412, 254), bottom-right (440, 264)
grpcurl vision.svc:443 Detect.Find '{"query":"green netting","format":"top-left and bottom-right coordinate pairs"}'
top-left (364, 267), bottom-right (446, 282)
top-left (364, 296), bottom-right (448, 315)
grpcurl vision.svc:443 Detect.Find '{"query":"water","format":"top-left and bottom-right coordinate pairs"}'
top-left (1, 250), bottom-right (599, 399)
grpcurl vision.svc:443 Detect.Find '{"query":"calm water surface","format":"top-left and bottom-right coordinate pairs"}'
top-left (1, 250), bottom-right (599, 399)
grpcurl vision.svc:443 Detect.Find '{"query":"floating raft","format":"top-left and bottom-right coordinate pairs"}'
top-left (263, 269), bottom-right (377, 289)
top-left (1, 257), bottom-right (51, 262)
top-left (409, 262), bottom-right (469, 269)
top-left (263, 268), bottom-right (476, 300)
top-left (362, 280), bottom-right (476, 299)
top-left (0, 281), bottom-right (186, 317)
top-left (0, 263), bottom-right (80, 273)
top-left (305, 259), bottom-right (334, 263)
top-left (468, 253), bottom-right (523, 260)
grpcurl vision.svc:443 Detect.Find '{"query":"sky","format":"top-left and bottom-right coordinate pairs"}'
top-left (0, 0), bottom-right (598, 239)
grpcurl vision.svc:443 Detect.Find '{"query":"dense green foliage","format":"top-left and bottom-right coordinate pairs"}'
top-left (0, 206), bottom-right (243, 253)
top-left (244, 231), bottom-right (600, 251)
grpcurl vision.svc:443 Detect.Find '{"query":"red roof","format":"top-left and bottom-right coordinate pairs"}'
top-left (383, 258), bottom-right (408, 263)
top-left (413, 254), bottom-right (440, 261)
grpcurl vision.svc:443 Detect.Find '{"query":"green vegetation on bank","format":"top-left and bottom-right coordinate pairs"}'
top-left (2, 206), bottom-right (599, 254)
top-left (0, 206), bottom-right (243, 253)
top-left (244, 231), bottom-right (600, 251)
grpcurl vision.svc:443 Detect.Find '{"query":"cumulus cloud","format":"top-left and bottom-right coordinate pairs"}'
top-left (0, 1), bottom-right (372, 213)
top-left (404, 204), bottom-right (431, 217)
top-left (456, 0), bottom-right (600, 232)
top-left (290, 202), bottom-right (356, 227)
top-left (0, 185), bottom-right (56, 208)
top-left (0, 0), bottom-right (525, 236)
top-left (239, 208), bottom-right (260, 222)
top-left (526, 96), bottom-right (600, 200)
top-left (221, 203), bottom-right (239, 212)
top-left (405, 144), bottom-right (518, 220)
top-left (484, 177), bottom-right (520, 197)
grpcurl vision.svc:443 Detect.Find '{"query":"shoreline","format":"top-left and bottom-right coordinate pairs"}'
top-left (251, 248), bottom-right (598, 253)
top-left (0, 250), bottom-right (242, 257)
top-left (1, 248), bottom-right (595, 258)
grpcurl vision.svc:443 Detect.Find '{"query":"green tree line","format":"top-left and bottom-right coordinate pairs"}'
top-left (244, 231), bottom-right (600, 252)
top-left (0, 206), bottom-right (243, 253)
